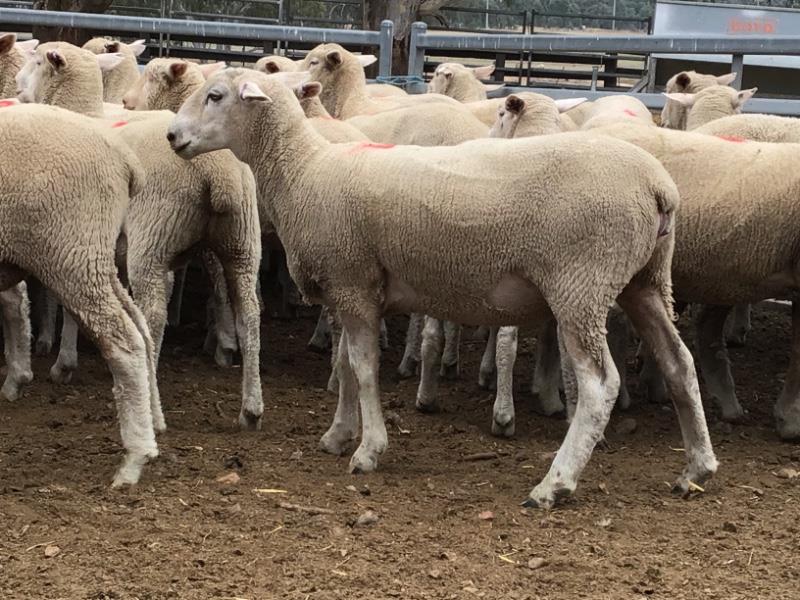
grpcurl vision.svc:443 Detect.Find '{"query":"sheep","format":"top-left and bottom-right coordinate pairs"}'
top-left (18, 43), bottom-right (265, 430)
top-left (489, 92), bottom-right (587, 138)
top-left (1, 101), bottom-right (162, 485)
top-left (300, 43), bottom-right (460, 119)
top-left (428, 62), bottom-right (503, 102)
top-left (82, 37), bottom-right (146, 104)
top-left (122, 57), bottom-right (226, 112)
top-left (664, 85), bottom-right (759, 133)
top-left (577, 95), bottom-right (655, 129)
top-left (167, 68), bottom-right (717, 508)
top-left (0, 33), bottom-right (37, 97)
top-left (255, 53), bottom-right (407, 98)
top-left (660, 70), bottom-right (737, 130)
top-left (587, 120), bottom-right (800, 438)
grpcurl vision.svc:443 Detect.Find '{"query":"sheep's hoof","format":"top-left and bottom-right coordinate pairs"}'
top-left (725, 330), bottom-right (749, 348)
top-left (238, 409), bottom-right (263, 431)
top-left (440, 361), bottom-right (459, 380)
top-left (616, 388), bottom-right (633, 411)
top-left (307, 339), bottom-right (330, 354)
top-left (397, 358), bottom-right (419, 379)
top-left (214, 346), bottom-right (235, 368)
top-left (776, 415), bottom-right (800, 441)
top-left (34, 338), bottom-right (53, 357)
top-left (349, 445), bottom-right (381, 474)
top-left (49, 363), bottom-right (75, 385)
top-left (319, 427), bottom-right (356, 456)
top-left (533, 393), bottom-right (565, 417)
top-left (478, 370), bottom-right (496, 391)
top-left (491, 417), bottom-right (515, 438)
top-left (415, 396), bottom-right (439, 414)
top-left (111, 449), bottom-right (157, 488)
top-left (522, 481), bottom-right (574, 511)
top-left (326, 374), bottom-right (339, 394)
top-left (718, 402), bottom-right (746, 424)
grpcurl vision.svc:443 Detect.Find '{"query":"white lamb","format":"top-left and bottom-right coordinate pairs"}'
top-left (167, 68), bottom-right (717, 508)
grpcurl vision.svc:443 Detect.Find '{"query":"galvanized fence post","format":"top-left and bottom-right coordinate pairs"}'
top-left (408, 21), bottom-right (427, 78)
top-left (732, 53), bottom-right (744, 90)
top-left (378, 19), bottom-right (393, 78)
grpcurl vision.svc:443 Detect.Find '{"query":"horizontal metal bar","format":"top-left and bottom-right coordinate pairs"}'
top-left (498, 86), bottom-right (800, 116)
top-left (0, 7), bottom-right (381, 44)
top-left (414, 29), bottom-right (800, 55)
top-left (533, 11), bottom-right (649, 24)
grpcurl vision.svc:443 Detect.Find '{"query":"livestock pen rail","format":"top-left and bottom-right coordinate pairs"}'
top-left (407, 21), bottom-right (800, 117)
top-left (0, 6), bottom-right (392, 71)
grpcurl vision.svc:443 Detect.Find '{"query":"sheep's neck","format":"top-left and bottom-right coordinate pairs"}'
top-left (686, 102), bottom-right (734, 131)
top-left (452, 77), bottom-right (486, 103)
top-left (48, 71), bottom-right (104, 117)
top-left (301, 96), bottom-right (332, 119)
top-left (244, 111), bottom-right (329, 231)
top-left (519, 106), bottom-right (563, 136)
top-left (321, 66), bottom-right (374, 119)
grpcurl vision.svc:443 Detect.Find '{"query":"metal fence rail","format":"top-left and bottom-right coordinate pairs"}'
top-left (0, 7), bottom-right (393, 76)
top-left (408, 21), bottom-right (800, 93)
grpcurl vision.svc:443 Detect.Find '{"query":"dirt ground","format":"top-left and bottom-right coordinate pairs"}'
top-left (1, 286), bottom-right (799, 600)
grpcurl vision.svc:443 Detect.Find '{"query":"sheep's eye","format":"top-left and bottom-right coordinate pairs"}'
top-left (206, 91), bottom-right (222, 104)
top-left (309, 59), bottom-right (319, 66)
top-left (498, 110), bottom-right (505, 117)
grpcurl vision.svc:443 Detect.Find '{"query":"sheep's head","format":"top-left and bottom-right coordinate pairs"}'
top-left (122, 58), bottom-right (224, 111)
top-left (490, 93), bottom-right (587, 138)
top-left (0, 34), bottom-right (38, 97)
top-left (300, 43), bottom-right (375, 102)
top-left (429, 62), bottom-right (501, 100)
top-left (664, 85), bottom-right (757, 130)
top-left (660, 70), bottom-right (737, 129)
top-left (168, 68), bottom-right (310, 160)
top-left (16, 42), bottom-right (124, 106)
top-left (255, 55), bottom-right (299, 74)
top-left (83, 37), bottom-right (146, 60)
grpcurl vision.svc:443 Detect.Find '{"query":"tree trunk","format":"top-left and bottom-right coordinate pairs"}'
top-left (32, 0), bottom-right (114, 45)
top-left (366, 0), bottom-right (454, 75)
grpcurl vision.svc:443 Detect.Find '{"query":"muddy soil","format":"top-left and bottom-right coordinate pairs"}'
top-left (1, 292), bottom-right (798, 600)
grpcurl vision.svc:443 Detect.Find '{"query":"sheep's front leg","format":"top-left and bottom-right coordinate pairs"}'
top-left (320, 329), bottom-right (358, 454)
top-left (340, 313), bottom-right (387, 474)
top-left (492, 326), bottom-right (517, 437)
top-left (327, 310), bottom-right (342, 393)
top-left (308, 306), bottom-right (332, 352)
top-left (416, 316), bottom-right (443, 412)
top-left (50, 308), bottom-right (78, 384)
top-left (532, 319), bottom-right (564, 416)
top-left (775, 301), bottom-right (800, 440)
top-left (203, 251), bottom-right (238, 367)
top-left (31, 283), bottom-right (57, 356)
top-left (0, 282), bottom-right (33, 401)
top-left (398, 313), bottom-right (423, 378)
top-left (440, 321), bottom-right (461, 379)
top-left (696, 305), bottom-right (742, 422)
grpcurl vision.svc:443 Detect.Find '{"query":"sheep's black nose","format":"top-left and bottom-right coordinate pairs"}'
top-left (166, 131), bottom-right (176, 143)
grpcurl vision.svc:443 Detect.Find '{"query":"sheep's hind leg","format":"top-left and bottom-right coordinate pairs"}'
top-left (531, 319), bottom-right (564, 416)
top-left (398, 313), bottom-right (423, 378)
top-left (416, 316), bottom-right (443, 412)
top-left (320, 329), bottom-right (359, 455)
top-left (0, 282), bottom-right (33, 401)
top-left (50, 309), bottom-right (78, 384)
top-left (492, 326), bottom-right (517, 437)
top-left (341, 312), bottom-right (387, 474)
top-left (696, 305), bottom-right (743, 422)
top-left (31, 282), bottom-right (56, 356)
top-left (167, 265), bottom-right (187, 328)
top-left (327, 310), bottom-right (342, 393)
top-left (204, 251), bottom-right (238, 367)
top-left (440, 321), bottom-right (461, 379)
top-left (525, 324), bottom-right (619, 509)
top-left (774, 301), bottom-right (800, 440)
top-left (308, 306), bottom-right (332, 352)
top-left (619, 285), bottom-right (717, 496)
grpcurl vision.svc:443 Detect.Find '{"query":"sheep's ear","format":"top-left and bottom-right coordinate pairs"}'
top-left (128, 39), bottom-right (147, 57)
top-left (554, 97), bottom-right (588, 112)
top-left (483, 83), bottom-right (505, 93)
top-left (325, 50), bottom-right (343, 68)
top-left (262, 59), bottom-right (282, 74)
top-left (273, 70), bottom-right (311, 88)
top-left (104, 41), bottom-right (120, 53)
top-left (662, 92), bottom-right (695, 107)
top-left (736, 87), bottom-right (757, 107)
top-left (505, 95), bottom-right (525, 114)
top-left (0, 33), bottom-right (15, 56)
top-left (437, 68), bottom-right (453, 79)
top-left (297, 81), bottom-right (322, 100)
top-left (46, 49), bottom-right (66, 69)
top-left (357, 54), bottom-right (377, 67)
top-left (472, 64), bottom-right (495, 79)
top-left (97, 52), bottom-right (126, 72)
top-left (198, 61), bottom-right (225, 79)
top-left (716, 72), bottom-right (737, 86)
top-left (15, 38), bottom-right (38, 55)
top-left (675, 71), bottom-right (691, 90)
top-left (168, 61), bottom-right (189, 80)
top-left (239, 80), bottom-right (271, 102)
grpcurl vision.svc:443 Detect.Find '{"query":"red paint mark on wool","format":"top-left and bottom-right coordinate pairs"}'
top-left (623, 108), bottom-right (637, 117)
top-left (111, 120), bottom-right (128, 128)
top-left (347, 141), bottom-right (396, 154)
top-left (716, 134), bottom-right (746, 143)
top-left (0, 99), bottom-right (17, 108)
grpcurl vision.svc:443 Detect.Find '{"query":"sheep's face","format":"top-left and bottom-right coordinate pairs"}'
top-left (429, 64), bottom-right (455, 95)
top-left (301, 43), bottom-right (375, 89)
top-left (0, 35), bottom-right (37, 98)
top-left (490, 95), bottom-right (524, 139)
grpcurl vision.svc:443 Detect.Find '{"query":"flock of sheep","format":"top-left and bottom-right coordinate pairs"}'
top-left (0, 30), bottom-right (796, 511)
